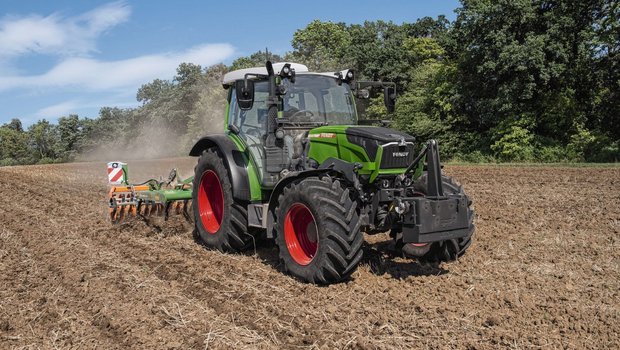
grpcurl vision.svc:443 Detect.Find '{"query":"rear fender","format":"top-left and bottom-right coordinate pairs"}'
top-left (189, 134), bottom-right (251, 202)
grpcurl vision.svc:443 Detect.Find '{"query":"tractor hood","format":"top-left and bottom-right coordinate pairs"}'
top-left (344, 126), bottom-right (415, 143)
top-left (308, 125), bottom-right (415, 144)
top-left (343, 127), bottom-right (416, 166)
top-left (308, 125), bottom-right (417, 170)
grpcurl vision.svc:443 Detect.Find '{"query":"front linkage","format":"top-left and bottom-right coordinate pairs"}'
top-left (374, 139), bottom-right (472, 245)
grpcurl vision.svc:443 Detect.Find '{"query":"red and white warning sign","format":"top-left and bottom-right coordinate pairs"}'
top-left (107, 161), bottom-right (126, 185)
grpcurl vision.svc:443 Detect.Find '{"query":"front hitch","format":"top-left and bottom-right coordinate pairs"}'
top-left (399, 140), bottom-right (470, 243)
top-left (405, 139), bottom-right (445, 199)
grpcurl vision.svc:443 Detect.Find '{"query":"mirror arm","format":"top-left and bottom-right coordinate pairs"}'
top-left (227, 124), bottom-right (240, 135)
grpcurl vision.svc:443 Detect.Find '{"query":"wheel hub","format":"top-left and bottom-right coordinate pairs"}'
top-left (197, 170), bottom-right (224, 234)
top-left (284, 203), bottom-right (318, 266)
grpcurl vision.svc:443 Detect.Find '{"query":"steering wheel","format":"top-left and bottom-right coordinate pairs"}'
top-left (289, 109), bottom-right (315, 121)
top-left (244, 125), bottom-right (263, 138)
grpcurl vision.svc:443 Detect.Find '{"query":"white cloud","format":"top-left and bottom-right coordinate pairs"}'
top-left (33, 99), bottom-right (139, 121)
top-left (0, 1), bottom-right (130, 57)
top-left (0, 43), bottom-right (235, 92)
top-left (34, 100), bottom-right (78, 118)
top-left (0, 2), bottom-right (236, 126)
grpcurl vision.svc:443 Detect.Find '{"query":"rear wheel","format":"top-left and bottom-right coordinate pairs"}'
top-left (192, 149), bottom-right (254, 252)
top-left (403, 173), bottom-right (475, 262)
top-left (275, 176), bottom-right (363, 284)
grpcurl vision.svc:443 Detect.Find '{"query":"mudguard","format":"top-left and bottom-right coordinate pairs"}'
top-left (189, 134), bottom-right (251, 202)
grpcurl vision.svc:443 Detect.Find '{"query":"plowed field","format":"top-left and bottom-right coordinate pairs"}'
top-left (0, 159), bottom-right (618, 349)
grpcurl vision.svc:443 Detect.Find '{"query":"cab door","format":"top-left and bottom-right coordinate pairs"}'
top-left (228, 81), bottom-right (269, 181)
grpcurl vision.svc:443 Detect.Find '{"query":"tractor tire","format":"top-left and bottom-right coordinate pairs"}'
top-left (410, 173), bottom-right (475, 262)
top-left (274, 175), bottom-right (363, 284)
top-left (192, 149), bottom-right (253, 252)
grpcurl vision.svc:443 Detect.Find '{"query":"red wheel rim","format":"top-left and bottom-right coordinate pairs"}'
top-left (284, 203), bottom-right (318, 266)
top-left (197, 170), bottom-right (224, 234)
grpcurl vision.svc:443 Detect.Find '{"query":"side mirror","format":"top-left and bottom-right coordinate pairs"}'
top-left (355, 89), bottom-right (370, 99)
top-left (384, 86), bottom-right (396, 114)
top-left (236, 79), bottom-right (255, 110)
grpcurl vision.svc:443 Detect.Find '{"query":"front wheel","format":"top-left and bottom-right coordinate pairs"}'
top-left (192, 149), bottom-right (254, 252)
top-left (274, 176), bottom-right (363, 284)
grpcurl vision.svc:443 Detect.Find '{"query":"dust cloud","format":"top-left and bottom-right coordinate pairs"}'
top-left (77, 86), bottom-right (226, 162)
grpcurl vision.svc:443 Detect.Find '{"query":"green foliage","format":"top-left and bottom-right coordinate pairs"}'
top-left (55, 115), bottom-right (83, 161)
top-left (490, 118), bottom-right (535, 162)
top-left (137, 79), bottom-right (173, 104)
top-left (5, 118), bottom-right (23, 132)
top-left (362, 96), bottom-right (387, 120)
top-left (448, 0), bottom-right (617, 162)
top-left (345, 21), bottom-right (414, 88)
top-left (37, 157), bottom-right (56, 164)
top-left (450, 151), bottom-right (496, 163)
top-left (0, 158), bottom-right (17, 167)
top-left (182, 64), bottom-right (228, 152)
top-left (28, 119), bottom-right (58, 161)
top-left (291, 20), bottom-right (351, 71)
top-left (0, 124), bottom-right (31, 163)
top-left (566, 125), bottom-right (620, 162)
top-left (403, 37), bottom-right (445, 64)
top-left (534, 145), bottom-right (569, 163)
top-left (230, 50), bottom-right (283, 70)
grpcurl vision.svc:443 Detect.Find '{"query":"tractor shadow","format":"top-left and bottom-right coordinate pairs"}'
top-left (361, 240), bottom-right (449, 280)
top-left (246, 235), bottom-right (449, 282)
top-left (244, 236), bottom-right (283, 270)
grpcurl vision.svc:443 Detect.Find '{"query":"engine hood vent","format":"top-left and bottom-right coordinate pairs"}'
top-left (345, 126), bottom-right (415, 162)
top-left (345, 127), bottom-right (415, 143)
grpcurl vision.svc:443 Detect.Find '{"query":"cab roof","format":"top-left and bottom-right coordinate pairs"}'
top-left (222, 62), bottom-right (308, 86)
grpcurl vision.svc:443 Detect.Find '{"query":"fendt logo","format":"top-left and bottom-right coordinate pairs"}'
top-left (392, 152), bottom-right (409, 157)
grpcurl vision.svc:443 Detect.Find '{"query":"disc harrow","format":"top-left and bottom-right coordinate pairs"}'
top-left (107, 161), bottom-right (193, 224)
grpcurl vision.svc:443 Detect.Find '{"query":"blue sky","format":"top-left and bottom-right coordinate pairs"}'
top-left (0, 1), bottom-right (460, 126)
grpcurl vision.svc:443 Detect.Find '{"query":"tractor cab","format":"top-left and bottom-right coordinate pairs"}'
top-left (223, 62), bottom-right (399, 186)
top-left (224, 63), bottom-right (358, 126)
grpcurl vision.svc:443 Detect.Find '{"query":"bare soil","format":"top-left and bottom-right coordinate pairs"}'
top-left (0, 159), bottom-right (618, 349)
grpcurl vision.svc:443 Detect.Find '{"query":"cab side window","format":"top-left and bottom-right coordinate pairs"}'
top-left (228, 80), bottom-right (269, 175)
top-left (229, 81), bottom-right (269, 136)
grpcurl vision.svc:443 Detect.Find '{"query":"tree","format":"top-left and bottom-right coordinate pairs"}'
top-left (449, 0), bottom-right (618, 161)
top-left (55, 114), bottom-right (84, 160)
top-left (345, 18), bottom-right (449, 89)
top-left (28, 119), bottom-right (58, 161)
top-left (0, 121), bottom-right (30, 165)
top-left (3, 118), bottom-right (23, 132)
top-left (291, 20), bottom-right (351, 71)
top-left (174, 62), bottom-right (203, 87)
top-left (137, 79), bottom-right (173, 104)
top-left (394, 36), bottom-right (467, 157)
top-left (230, 50), bottom-right (283, 70)
top-left (591, 0), bottom-right (619, 142)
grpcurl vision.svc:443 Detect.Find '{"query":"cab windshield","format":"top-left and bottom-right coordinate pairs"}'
top-left (282, 75), bottom-right (357, 125)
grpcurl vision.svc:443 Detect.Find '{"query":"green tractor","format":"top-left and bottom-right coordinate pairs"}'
top-left (189, 61), bottom-right (474, 284)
